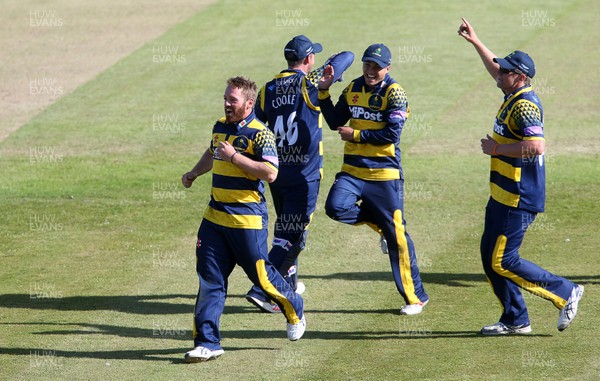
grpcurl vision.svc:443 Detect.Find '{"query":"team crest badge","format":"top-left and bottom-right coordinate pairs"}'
top-left (233, 135), bottom-right (249, 152)
top-left (368, 94), bottom-right (383, 111)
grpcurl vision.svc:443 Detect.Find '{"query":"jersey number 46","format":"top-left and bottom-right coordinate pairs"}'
top-left (273, 112), bottom-right (298, 147)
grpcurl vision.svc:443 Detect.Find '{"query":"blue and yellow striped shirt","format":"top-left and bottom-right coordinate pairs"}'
top-left (203, 112), bottom-right (279, 229)
top-left (319, 74), bottom-right (409, 181)
top-left (490, 85), bottom-right (545, 212)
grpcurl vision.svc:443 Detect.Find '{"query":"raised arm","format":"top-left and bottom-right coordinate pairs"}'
top-left (458, 17), bottom-right (500, 80)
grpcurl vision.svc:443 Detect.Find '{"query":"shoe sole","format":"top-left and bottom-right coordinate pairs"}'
top-left (558, 285), bottom-right (584, 331)
top-left (185, 352), bottom-right (224, 363)
top-left (400, 300), bottom-right (429, 315)
top-left (480, 327), bottom-right (532, 336)
top-left (245, 295), bottom-right (280, 313)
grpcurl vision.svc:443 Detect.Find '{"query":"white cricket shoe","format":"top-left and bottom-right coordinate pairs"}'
top-left (400, 299), bottom-right (429, 315)
top-left (184, 346), bottom-right (224, 363)
top-left (379, 236), bottom-right (389, 255)
top-left (480, 322), bottom-right (532, 336)
top-left (558, 285), bottom-right (584, 331)
top-left (287, 315), bottom-right (306, 341)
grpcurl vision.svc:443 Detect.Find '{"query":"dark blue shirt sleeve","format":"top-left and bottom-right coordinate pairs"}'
top-left (358, 85), bottom-right (408, 145)
top-left (319, 86), bottom-right (352, 130)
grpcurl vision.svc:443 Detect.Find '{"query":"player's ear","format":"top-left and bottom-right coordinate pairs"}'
top-left (304, 53), bottom-right (313, 65)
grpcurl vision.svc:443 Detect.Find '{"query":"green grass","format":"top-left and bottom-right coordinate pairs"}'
top-left (2, 0), bottom-right (599, 380)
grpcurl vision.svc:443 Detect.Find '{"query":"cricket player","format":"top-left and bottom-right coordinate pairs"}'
top-left (245, 35), bottom-right (354, 313)
top-left (181, 76), bottom-right (305, 362)
top-left (317, 43), bottom-right (429, 315)
top-left (458, 18), bottom-right (584, 335)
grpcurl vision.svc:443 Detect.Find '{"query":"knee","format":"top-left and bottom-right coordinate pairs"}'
top-left (324, 197), bottom-right (338, 220)
top-left (325, 196), bottom-right (345, 220)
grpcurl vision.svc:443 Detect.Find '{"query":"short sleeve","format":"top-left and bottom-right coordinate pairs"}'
top-left (512, 100), bottom-right (544, 139)
top-left (386, 85), bottom-right (409, 123)
top-left (253, 129), bottom-right (279, 168)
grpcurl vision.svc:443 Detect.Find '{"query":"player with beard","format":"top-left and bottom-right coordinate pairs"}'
top-left (181, 76), bottom-right (306, 362)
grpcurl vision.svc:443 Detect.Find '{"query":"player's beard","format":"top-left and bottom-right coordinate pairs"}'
top-left (225, 102), bottom-right (248, 124)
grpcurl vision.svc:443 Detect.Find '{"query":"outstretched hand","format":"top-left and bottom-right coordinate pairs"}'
top-left (458, 17), bottom-right (479, 44)
top-left (318, 65), bottom-right (334, 90)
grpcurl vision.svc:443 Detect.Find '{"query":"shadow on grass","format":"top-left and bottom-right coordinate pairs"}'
top-left (0, 346), bottom-right (274, 363)
top-left (0, 294), bottom-right (197, 314)
top-left (302, 272), bottom-right (487, 287)
top-left (1, 321), bottom-right (552, 343)
top-left (0, 293), bottom-right (270, 316)
top-left (301, 272), bottom-right (600, 287)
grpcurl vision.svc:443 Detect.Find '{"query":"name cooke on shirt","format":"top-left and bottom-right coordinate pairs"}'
top-left (272, 94), bottom-right (297, 109)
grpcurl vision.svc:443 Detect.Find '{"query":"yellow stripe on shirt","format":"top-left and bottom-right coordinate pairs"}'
top-left (491, 158), bottom-right (522, 182)
top-left (203, 207), bottom-right (263, 229)
top-left (341, 164), bottom-right (400, 181)
top-left (212, 188), bottom-right (261, 204)
top-left (213, 160), bottom-right (257, 180)
top-left (344, 142), bottom-right (395, 157)
top-left (490, 183), bottom-right (520, 208)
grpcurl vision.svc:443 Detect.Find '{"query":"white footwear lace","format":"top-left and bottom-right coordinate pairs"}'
top-left (400, 299), bottom-right (429, 315)
top-left (184, 346), bottom-right (224, 363)
top-left (558, 285), bottom-right (584, 331)
top-left (287, 315), bottom-right (306, 341)
top-left (480, 322), bottom-right (532, 336)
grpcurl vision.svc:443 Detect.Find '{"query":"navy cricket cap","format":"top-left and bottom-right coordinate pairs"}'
top-left (284, 35), bottom-right (323, 61)
top-left (493, 50), bottom-right (536, 78)
top-left (362, 43), bottom-right (392, 68)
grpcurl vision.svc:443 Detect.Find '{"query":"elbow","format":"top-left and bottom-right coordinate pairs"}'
top-left (265, 171), bottom-right (278, 183)
top-left (532, 140), bottom-right (545, 155)
top-left (523, 140), bottom-right (544, 158)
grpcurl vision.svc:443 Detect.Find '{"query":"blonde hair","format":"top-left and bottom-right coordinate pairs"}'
top-left (227, 76), bottom-right (257, 103)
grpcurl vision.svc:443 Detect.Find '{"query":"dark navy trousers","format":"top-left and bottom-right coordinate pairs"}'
top-left (193, 219), bottom-right (304, 350)
top-left (325, 172), bottom-right (428, 305)
top-left (480, 198), bottom-right (574, 326)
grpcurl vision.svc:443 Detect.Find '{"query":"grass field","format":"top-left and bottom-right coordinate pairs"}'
top-left (1, 0), bottom-right (599, 380)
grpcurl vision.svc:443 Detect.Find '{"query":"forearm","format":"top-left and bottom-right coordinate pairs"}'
top-left (470, 40), bottom-right (499, 80)
top-left (232, 153), bottom-right (278, 183)
top-left (318, 90), bottom-right (350, 130)
top-left (495, 140), bottom-right (545, 158)
top-left (190, 149), bottom-right (214, 176)
top-left (357, 122), bottom-right (401, 145)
